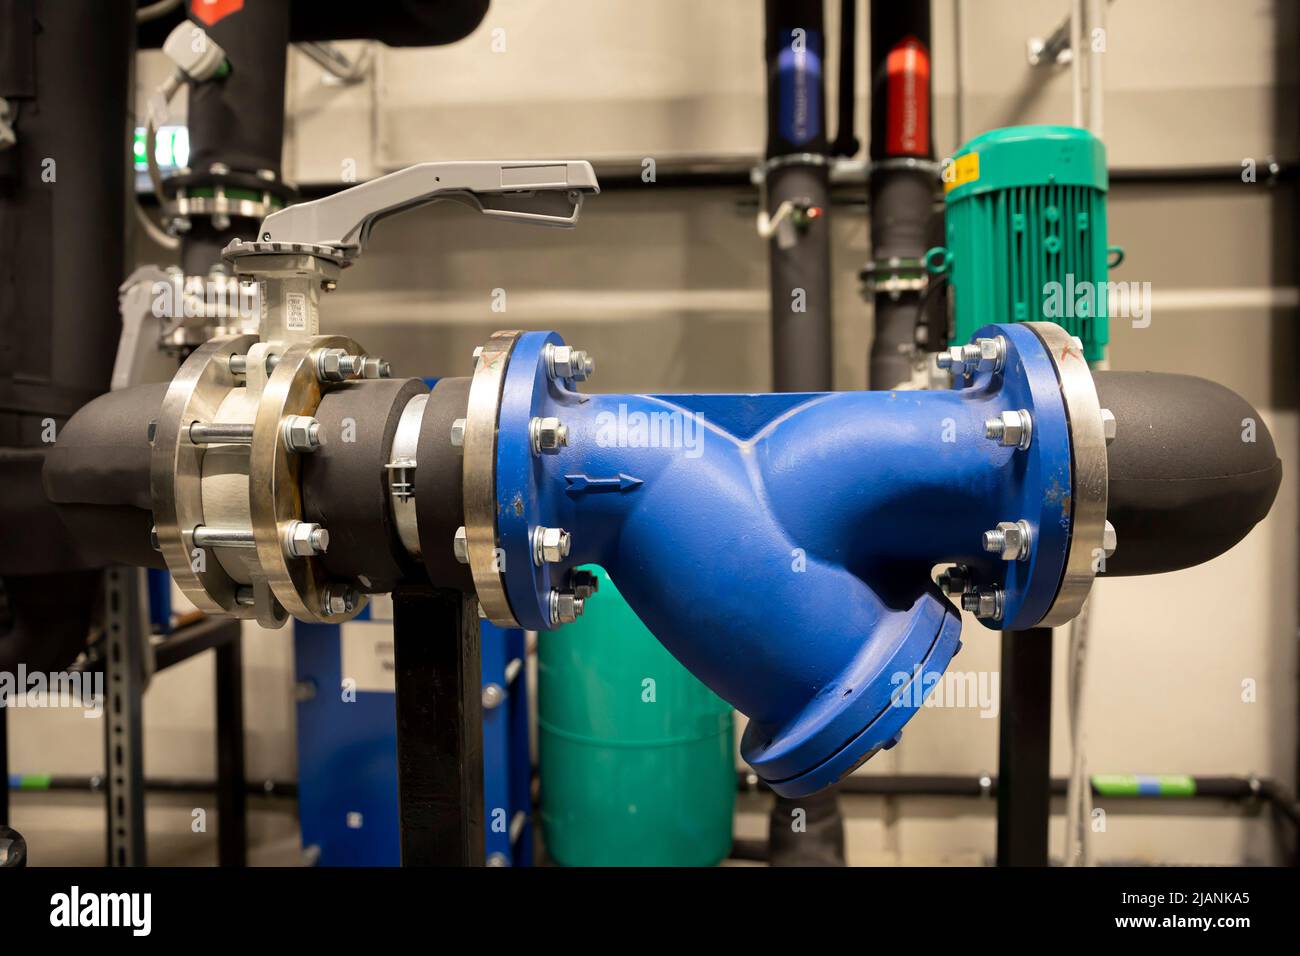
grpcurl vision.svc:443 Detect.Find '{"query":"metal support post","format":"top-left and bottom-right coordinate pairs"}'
top-left (996, 627), bottom-right (1054, 866)
top-left (392, 586), bottom-right (484, 866)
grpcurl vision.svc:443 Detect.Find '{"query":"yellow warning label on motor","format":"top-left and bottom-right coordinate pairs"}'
top-left (943, 153), bottom-right (980, 193)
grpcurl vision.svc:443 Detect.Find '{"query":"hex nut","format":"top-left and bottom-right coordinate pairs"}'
top-left (1102, 520), bottom-right (1117, 558)
top-left (936, 565), bottom-right (970, 595)
top-left (533, 526), bottom-right (571, 565)
top-left (1100, 407), bottom-right (1117, 445)
top-left (282, 415), bottom-right (321, 452)
top-left (986, 409), bottom-right (1033, 450)
top-left (286, 521), bottom-right (329, 557)
top-left (549, 590), bottom-right (585, 626)
top-left (316, 348), bottom-right (362, 382)
top-left (530, 416), bottom-right (568, 453)
top-left (984, 520), bottom-right (1033, 561)
top-left (322, 587), bottom-right (356, 617)
top-left (974, 335), bottom-right (1007, 373)
top-left (361, 356), bottom-right (392, 379)
top-left (549, 344), bottom-right (594, 381)
top-left (453, 526), bottom-right (469, 563)
top-left (962, 588), bottom-right (1003, 621)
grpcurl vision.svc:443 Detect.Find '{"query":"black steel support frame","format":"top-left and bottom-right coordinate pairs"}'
top-left (392, 586), bottom-right (485, 866)
top-left (996, 627), bottom-right (1053, 866)
top-left (103, 568), bottom-right (246, 866)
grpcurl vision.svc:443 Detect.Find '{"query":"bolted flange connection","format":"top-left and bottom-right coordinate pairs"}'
top-left (937, 335), bottom-right (1006, 379)
top-left (961, 587), bottom-right (1004, 621)
top-left (315, 348), bottom-right (366, 382)
top-left (285, 520), bottom-right (329, 557)
top-left (281, 415), bottom-right (321, 453)
top-left (983, 520), bottom-right (1033, 561)
top-left (452, 525), bottom-right (469, 563)
top-left (322, 586), bottom-right (358, 617)
top-left (532, 526), bottom-right (572, 565)
top-left (549, 589), bottom-right (585, 625)
top-left (545, 343), bottom-right (594, 382)
top-left (985, 408), bottom-right (1033, 450)
top-left (529, 416), bottom-right (568, 454)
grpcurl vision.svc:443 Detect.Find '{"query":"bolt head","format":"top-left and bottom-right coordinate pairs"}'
top-left (482, 683), bottom-right (505, 709)
top-left (1102, 520), bottom-right (1117, 558)
top-left (450, 418), bottom-right (467, 448)
top-left (282, 415), bottom-right (321, 452)
top-left (361, 356), bottom-right (391, 379)
top-left (570, 569), bottom-right (599, 599)
top-left (536, 526), bottom-right (571, 564)
top-left (531, 416), bottom-right (568, 453)
top-left (1100, 407), bottom-right (1117, 445)
top-left (287, 521), bottom-right (328, 557)
top-left (453, 526), bottom-right (469, 563)
top-left (937, 565), bottom-right (970, 595)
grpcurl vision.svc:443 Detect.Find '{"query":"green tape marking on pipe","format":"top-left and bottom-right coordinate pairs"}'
top-left (1091, 774), bottom-right (1196, 798)
top-left (19, 774), bottom-right (52, 791)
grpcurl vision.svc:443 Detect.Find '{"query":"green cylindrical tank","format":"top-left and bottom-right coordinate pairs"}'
top-left (930, 124), bottom-right (1117, 362)
top-left (538, 566), bottom-right (735, 866)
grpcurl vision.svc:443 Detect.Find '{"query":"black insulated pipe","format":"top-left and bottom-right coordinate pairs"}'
top-left (175, 0), bottom-right (294, 276)
top-left (764, 0), bottom-right (833, 392)
top-left (0, 0), bottom-right (134, 672)
top-left (866, 0), bottom-right (939, 389)
top-left (1092, 371), bottom-right (1283, 575)
top-left (138, 1), bottom-right (490, 49)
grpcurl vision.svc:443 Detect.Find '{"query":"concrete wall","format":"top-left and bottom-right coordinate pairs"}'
top-left (8, 0), bottom-right (1296, 865)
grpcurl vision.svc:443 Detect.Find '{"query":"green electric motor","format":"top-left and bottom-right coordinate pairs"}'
top-left (930, 124), bottom-right (1118, 363)
top-left (538, 566), bottom-right (735, 867)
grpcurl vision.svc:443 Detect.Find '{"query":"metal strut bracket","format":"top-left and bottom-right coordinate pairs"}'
top-left (239, 161), bottom-right (600, 263)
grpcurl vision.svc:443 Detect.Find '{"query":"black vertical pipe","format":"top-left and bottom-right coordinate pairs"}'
top-left (0, 0), bottom-right (133, 601)
top-left (996, 628), bottom-right (1053, 866)
top-left (866, 0), bottom-right (938, 389)
top-left (392, 586), bottom-right (485, 866)
top-left (215, 637), bottom-right (247, 867)
top-left (764, 0), bottom-right (833, 392)
top-left (0, 701), bottom-right (8, 826)
top-left (179, 0), bottom-right (293, 276)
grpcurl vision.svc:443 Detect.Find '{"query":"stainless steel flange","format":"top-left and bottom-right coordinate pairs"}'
top-left (1025, 322), bottom-right (1110, 627)
top-left (150, 333), bottom-right (259, 617)
top-left (250, 334), bottom-right (369, 624)
top-left (463, 329), bottom-right (524, 627)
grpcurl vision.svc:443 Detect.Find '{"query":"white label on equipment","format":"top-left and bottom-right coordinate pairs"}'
top-left (285, 291), bottom-right (308, 332)
top-left (340, 622), bottom-right (396, 693)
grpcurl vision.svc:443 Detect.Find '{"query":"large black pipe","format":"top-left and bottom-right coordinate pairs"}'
top-left (138, 1), bottom-right (490, 49)
top-left (764, 0), bottom-right (833, 392)
top-left (866, 0), bottom-right (939, 389)
top-left (0, 0), bottom-right (135, 671)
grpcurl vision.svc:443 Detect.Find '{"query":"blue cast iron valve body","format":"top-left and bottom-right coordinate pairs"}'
top-left (473, 322), bottom-right (1103, 797)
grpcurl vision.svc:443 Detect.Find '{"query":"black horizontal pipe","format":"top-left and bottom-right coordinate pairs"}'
top-left (8, 775), bottom-right (297, 799)
top-left (737, 771), bottom-right (1300, 825)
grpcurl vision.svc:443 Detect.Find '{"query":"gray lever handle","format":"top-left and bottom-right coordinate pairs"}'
top-left (255, 160), bottom-right (600, 260)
